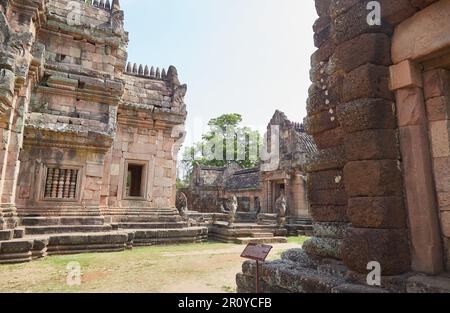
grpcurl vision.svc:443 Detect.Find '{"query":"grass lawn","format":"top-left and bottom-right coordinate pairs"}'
top-left (0, 238), bottom-right (308, 293)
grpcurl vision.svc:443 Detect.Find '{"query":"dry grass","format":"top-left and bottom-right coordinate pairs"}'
top-left (0, 240), bottom-right (305, 293)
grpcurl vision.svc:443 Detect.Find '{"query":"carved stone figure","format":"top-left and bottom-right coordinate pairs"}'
top-left (226, 195), bottom-right (238, 226)
top-left (176, 191), bottom-right (189, 220)
top-left (275, 194), bottom-right (287, 227)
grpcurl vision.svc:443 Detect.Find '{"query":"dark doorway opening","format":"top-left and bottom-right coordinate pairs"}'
top-left (127, 164), bottom-right (144, 197)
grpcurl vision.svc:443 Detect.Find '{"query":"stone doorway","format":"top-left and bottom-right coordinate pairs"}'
top-left (390, 0), bottom-right (450, 273)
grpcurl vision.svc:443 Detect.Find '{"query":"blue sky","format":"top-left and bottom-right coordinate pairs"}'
top-left (122, 0), bottom-right (317, 146)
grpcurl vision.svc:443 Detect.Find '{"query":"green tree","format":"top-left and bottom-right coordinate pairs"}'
top-left (180, 114), bottom-right (261, 182)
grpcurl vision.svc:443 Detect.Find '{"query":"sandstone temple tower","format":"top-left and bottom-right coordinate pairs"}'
top-left (0, 0), bottom-right (206, 262)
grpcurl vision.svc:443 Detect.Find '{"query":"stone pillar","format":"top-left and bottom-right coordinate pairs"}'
top-left (389, 60), bottom-right (444, 275)
top-left (305, 0), bottom-right (413, 275)
top-left (423, 69), bottom-right (450, 271)
top-left (266, 181), bottom-right (273, 213)
top-left (0, 94), bottom-right (21, 230)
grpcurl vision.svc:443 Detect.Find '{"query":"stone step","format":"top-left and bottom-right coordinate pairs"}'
top-left (213, 222), bottom-right (277, 231)
top-left (235, 237), bottom-right (287, 244)
top-left (406, 275), bottom-right (450, 293)
top-left (118, 222), bottom-right (186, 229)
top-left (21, 217), bottom-right (105, 226)
top-left (332, 284), bottom-right (388, 293)
top-left (250, 232), bottom-right (274, 238)
top-left (108, 208), bottom-right (179, 214)
top-left (0, 230), bottom-right (14, 241)
top-left (46, 231), bottom-right (131, 255)
top-left (0, 237), bottom-right (48, 264)
top-left (115, 216), bottom-right (182, 223)
top-left (24, 225), bottom-right (112, 235)
top-left (132, 227), bottom-right (208, 246)
top-left (14, 228), bottom-right (25, 239)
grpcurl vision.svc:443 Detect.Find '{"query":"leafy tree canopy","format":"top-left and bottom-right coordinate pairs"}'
top-left (179, 114), bottom-right (261, 183)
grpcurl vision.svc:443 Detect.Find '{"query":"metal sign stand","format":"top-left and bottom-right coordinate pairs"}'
top-left (240, 243), bottom-right (273, 294)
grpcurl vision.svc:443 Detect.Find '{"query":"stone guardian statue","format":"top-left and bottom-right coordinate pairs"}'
top-left (275, 194), bottom-right (287, 227)
top-left (226, 195), bottom-right (238, 227)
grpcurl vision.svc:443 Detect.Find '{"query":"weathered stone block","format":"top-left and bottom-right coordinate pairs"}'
top-left (342, 228), bottom-right (410, 275)
top-left (391, 0), bottom-right (450, 62)
top-left (315, 0), bottom-right (331, 17)
top-left (313, 126), bottom-right (344, 149)
top-left (344, 129), bottom-right (399, 161)
top-left (332, 33), bottom-right (391, 73)
top-left (337, 98), bottom-right (396, 133)
top-left (342, 64), bottom-right (393, 102)
top-left (389, 60), bottom-right (423, 91)
top-left (307, 78), bottom-right (343, 115)
top-left (313, 222), bottom-right (349, 239)
top-left (423, 69), bottom-right (450, 100)
top-left (310, 205), bottom-right (349, 223)
top-left (0, 240), bottom-right (33, 253)
top-left (395, 87), bottom-right (427, 127)
top-left (307, 170), bottom-right (344, 191)
top-left (344, 160), bottom-right (403, 197)
top-left (440, 211), bottom-right (450, 237)
top-left (304, 109), bottom-right (339, 135)
top-left (281, 249), bottom-right (319, 268)
top-left (329, 0), bottom-right (359, 19)
top-left (0, 230), bottom-right (13, 241)
top-left (434, 157), bottom-right (450, 193)
top-left (429, 120), bottom-right (450, 158)
top-left (313, 17), bottom-right (331, 48)
top-left (311, 40), bottom-right (335, 64)
top-left (305, 145), bottom-right (346, 172)
top-left (303, 236), bottom-right (342, 260)
top-left (407, 274), bottom-right (450, 293)
top-left (348, 197), bottom-right (406, 229)
top-left (308, 188), bottom-right (347, 206)
top-left (333, 3), bottom-right (393, 45)
top-left (437, 192), bottom-right (450, 210)
top-left (379, 0), bottom-right (418, 25)
top-left (410, 0), bottom-right (440, 9)
top-left (426, 96), bottom-right (450, 122)
top-left (331, 284), bottom-right (388, 293)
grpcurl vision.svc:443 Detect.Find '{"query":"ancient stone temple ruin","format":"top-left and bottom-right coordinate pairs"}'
top-left (180, 110), bottom-right (317, 242)
top-left (237, 0), bottom-right (450, 293)
top-left (0, 0), bottom-right (206, 263)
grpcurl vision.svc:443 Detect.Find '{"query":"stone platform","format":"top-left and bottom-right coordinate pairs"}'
top-left (236, 249), bottom-right (450, 293)
top-left (111, 208), bottom-right (208, 246)
top-left (0, 208), bottom-right (209, 264)
top-left (0, 231), bottom-right (132, 264)
top-left (209, 221), bottom-right (287, 244)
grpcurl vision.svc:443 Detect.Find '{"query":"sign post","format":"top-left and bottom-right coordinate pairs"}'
top-left (240, 243), bottom-right (273, 293)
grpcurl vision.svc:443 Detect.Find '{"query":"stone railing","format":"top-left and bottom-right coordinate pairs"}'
top-left (124, 62), bottom-right (167, 80)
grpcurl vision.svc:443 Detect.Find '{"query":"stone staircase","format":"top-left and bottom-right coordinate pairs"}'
top-left (0, 215), bottom-right (132, 263)
top-left (20, 216), bottom-right (113, 235)
top-left (285, 217), bottom-right (313, 236)
top-left (209, 222), bottom-right (287, 244)
top-left (109, 208), bottom-right (208, 245)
